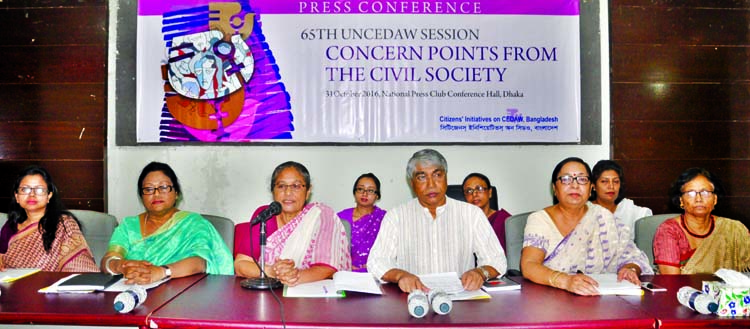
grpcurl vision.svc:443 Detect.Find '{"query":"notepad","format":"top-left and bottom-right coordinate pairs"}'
top-left (0, 268), bottom-right (41, 283)
top-left (588, 274), bottom-right (643, 296)
top-left (283, 271), bottom-right (383, 298)
top-left (40, 273), bottom-right (123, 293)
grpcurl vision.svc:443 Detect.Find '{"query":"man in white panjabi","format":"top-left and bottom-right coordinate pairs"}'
top-left (367, 149), bottom-right (507, 293)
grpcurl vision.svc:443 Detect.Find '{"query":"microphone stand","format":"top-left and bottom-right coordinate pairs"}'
top-left (241, 218), bottom-right (282, 289)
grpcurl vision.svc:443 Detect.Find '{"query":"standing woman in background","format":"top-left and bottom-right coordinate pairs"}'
top-left (462, 173), bottom-right (512, 249)
top-left (0, 166), bottom-right (98, 272)
top-left (589, 160), bottom-right (652, 239)
top-left (338, 173), bottom-right (386, 272)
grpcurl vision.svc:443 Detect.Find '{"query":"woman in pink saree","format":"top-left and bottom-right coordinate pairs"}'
top-left (234, 161), bottom-right (351, 286)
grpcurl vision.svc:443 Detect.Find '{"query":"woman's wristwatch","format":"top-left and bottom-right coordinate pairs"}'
top-left (161, 265), bottom-right (172, 280)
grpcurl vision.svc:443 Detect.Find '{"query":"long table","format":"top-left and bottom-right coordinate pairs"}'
top-left (2, 273), bottom-right (749, 328)
top-left (148, 275), bottom-right (655, 328)
top-left (0, 271), bottom-right (205, 328)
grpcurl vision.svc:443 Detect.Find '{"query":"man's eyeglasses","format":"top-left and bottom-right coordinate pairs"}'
top-left (464, 186), bottom-right (488, 195)
top-left (17, 186), bottom-right (49, 195)
top-left (355, 188), bottom-right (377, 195)
top-left (141, 185), bottom-right (174, 195)
top-left (275, 183), bottom-right (306, 192)
top-left (557, 175), bottom-right (590, 185)
top-left (682, 190), bottom-right (714, 199)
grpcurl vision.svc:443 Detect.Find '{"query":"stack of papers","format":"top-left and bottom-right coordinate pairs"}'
top-left (419, 272), bottom-right (491, 300)
top-left (588, 274), bottom-right (643, 295)
top-left (0, 268), bottom-right (41, 283)
top-left (283, 271), bottom-right (382, 298)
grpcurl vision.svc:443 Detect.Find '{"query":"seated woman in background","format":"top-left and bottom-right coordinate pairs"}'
top-left (589, 160), bottom-right (652, 239)
top-left (653, 168), bottom-right (750, 274)
top-left (234, 161), bottom-right (350, 286)
top-left (462, 173), bottom-right (512, 249)
top-left (0, 166), bottom-right (98, 272)
top-left (521, 157), bottom-right (652, 296)
top-left (337, 173), bottom-right (386, 272)
top-left (101, 162), bottom-right (234, 284)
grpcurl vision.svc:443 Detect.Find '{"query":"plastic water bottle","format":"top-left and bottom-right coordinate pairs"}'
top-left (407, 290), bottom-right (429, 318)
top-left (428, 290), bottom-right (452, 315)
top-left (677, 286), bottom-right (718, 315)
top-left (113, 286), bottom-right (148, 313)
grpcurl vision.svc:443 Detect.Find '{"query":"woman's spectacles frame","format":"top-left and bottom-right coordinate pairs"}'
top-left (141, 185), bottom-right (174, 195)
top-left (16, 186), bottom-right (49, 195)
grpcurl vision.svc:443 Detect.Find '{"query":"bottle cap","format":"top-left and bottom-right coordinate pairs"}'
top-left (707, 302), bottom-right (718, 313)
top-left (413, 305), bottom-right (425, 317)
top-left (113, 301), bottom-right (124, 312)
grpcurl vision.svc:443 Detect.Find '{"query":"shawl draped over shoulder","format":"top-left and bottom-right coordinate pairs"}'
top-left (108, 211), bottom-right (234, 275)
top-left (523, 204), bottom-right (653, 274)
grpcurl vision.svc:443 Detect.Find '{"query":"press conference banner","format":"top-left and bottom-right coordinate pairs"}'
top-left (136, 0), bottom-right (580, 143)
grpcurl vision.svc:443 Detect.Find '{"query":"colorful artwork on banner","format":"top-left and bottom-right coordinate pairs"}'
top-left (155, 2), bottom-right (293, 141)
top-left (137, 1), bottom-right (580, 143)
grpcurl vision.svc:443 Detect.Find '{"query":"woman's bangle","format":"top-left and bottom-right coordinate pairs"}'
top-left (624, 265), bottom-right (640, 276)
top-left (548, 271), bottom-right (563, 288)
top-left (105, 256), bottom-right (122, 275)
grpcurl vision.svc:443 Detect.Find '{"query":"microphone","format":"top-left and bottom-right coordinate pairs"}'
top-left (428, 290), bottom-right (452, 315)
top-left (407, 290), bottom-right (429, 318)
top-left (250, 201), bottom-right (282, 225)
top-left (113, 286), bottom-right (147, 313)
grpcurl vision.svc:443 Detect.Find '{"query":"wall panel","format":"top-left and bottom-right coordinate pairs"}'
top-left (0, 1), bottom-right (107, 213)
top-left (610, 1), bottom-right (750, 226)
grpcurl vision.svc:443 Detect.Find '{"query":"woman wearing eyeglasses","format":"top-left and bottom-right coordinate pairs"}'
top-left (462, 173), bottom-right (512, 249)
top-left (521, 157), bottom-right (652, 295)
top-left (0, 166), bottom-right (98, 272)
top-left (234, 161), bottom-right (351, 285)
top-left (337, 173), bottom-right (386, 272)
top-left (653, 168), bottom-right (750, 274)
top-left (101, 162), bottom-right (233, 284)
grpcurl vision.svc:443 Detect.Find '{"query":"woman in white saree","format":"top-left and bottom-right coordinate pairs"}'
top-left (521, 157), bottom-right (652, 296)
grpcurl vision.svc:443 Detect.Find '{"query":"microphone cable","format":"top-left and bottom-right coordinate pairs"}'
top-left (269, 283), bottom-right (287, 329)
top-left (248, 214), bottom-right (287, 329)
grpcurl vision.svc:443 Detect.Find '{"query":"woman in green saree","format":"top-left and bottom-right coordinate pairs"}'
top-left (101, 162), bottom-right (233, 284)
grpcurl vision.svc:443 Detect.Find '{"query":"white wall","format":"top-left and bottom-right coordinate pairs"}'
top-left (106, 2), bottom-right (610, 223)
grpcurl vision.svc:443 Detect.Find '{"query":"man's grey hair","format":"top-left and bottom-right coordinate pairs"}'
top-left (406, 149), bottom-right (448, 180)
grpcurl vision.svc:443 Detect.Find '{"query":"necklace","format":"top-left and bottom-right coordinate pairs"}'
top-left (680, 214), bottom-right (714, 238)
top-left (353, 207), bottom-right (372, 221)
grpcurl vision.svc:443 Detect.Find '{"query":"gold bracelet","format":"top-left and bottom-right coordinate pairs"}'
top-left (549, 271), bottom-right (563, 288)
